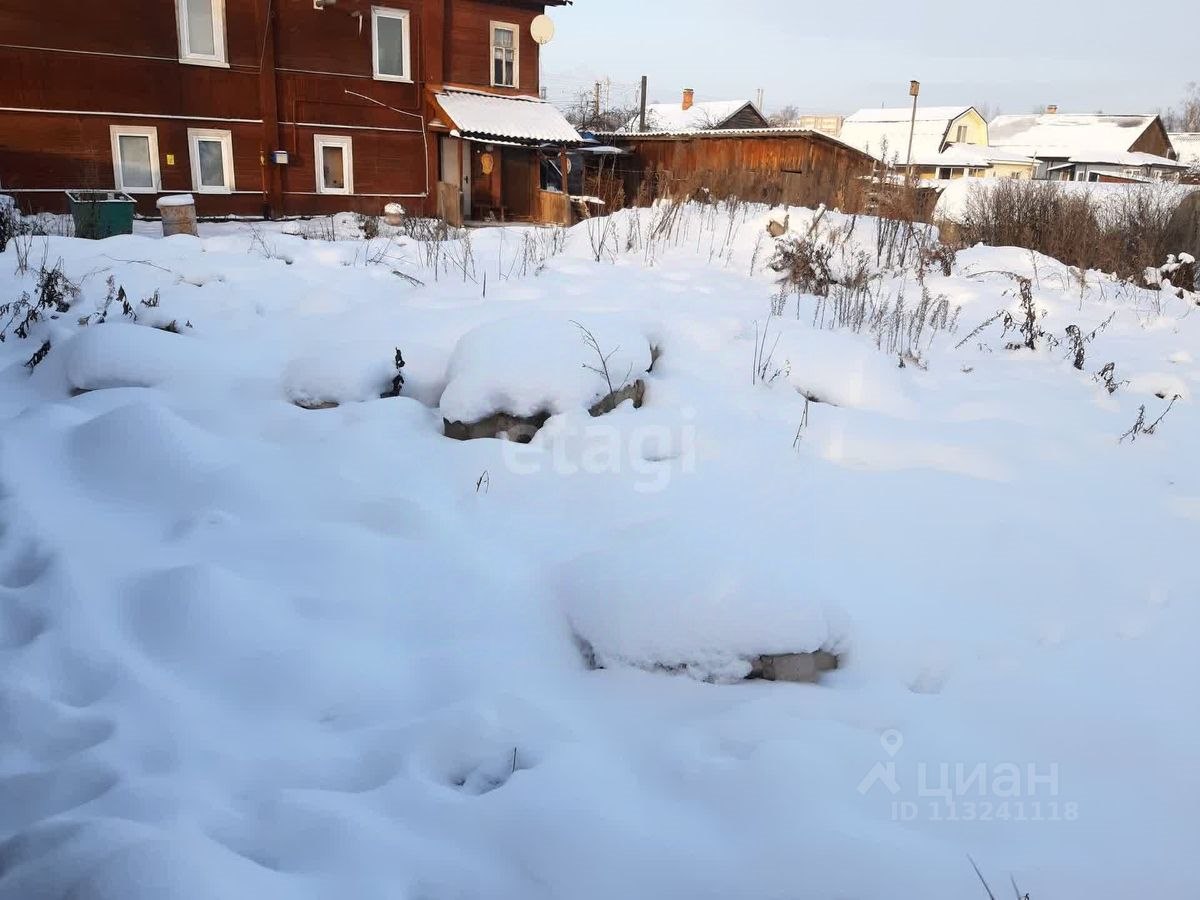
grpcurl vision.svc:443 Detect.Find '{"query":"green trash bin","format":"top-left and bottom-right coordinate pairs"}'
top-left (66, 190), bottom-right (136, 239)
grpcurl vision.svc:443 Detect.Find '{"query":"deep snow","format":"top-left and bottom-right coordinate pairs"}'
top-left (1, 204), bottom-right (1198, 899)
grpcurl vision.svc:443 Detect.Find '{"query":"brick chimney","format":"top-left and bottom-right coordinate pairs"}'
top-left (682, 88), bottom-right (694, 111)
top-left (1045, 104), bottom-right (1058, 115)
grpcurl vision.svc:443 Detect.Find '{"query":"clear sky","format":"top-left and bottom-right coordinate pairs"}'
top-left (540, 0), bottom-right (1195, 119)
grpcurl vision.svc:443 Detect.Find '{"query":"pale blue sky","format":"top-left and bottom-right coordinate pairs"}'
top-left (540, 0), bottom-right (1194, 119)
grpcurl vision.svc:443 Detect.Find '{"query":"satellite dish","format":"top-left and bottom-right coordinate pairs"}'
top-left (530, 14), bottom-right (555, 45)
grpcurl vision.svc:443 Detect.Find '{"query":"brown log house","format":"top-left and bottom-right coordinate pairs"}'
top-left (0, 0), bottom-right (579, 222)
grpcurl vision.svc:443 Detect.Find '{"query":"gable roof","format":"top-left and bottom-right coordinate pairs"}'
top-left (839, 105), bottom-right (978, 162)
top-left (434, 88), bottom-right (581, 145)
top-left (621, 99), bottom-right (764, 133)
top-left (988, 113), bottom-right (1159, 158)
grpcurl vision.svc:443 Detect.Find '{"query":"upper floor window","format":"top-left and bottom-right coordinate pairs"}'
top-left (491, 22), bottom-right (518, 88)
top-left (372, 7), bottom-right (411, 82)
top-left (176, 0), bottom-right (227, 66)
top-left (954, 124), bottom-right (968, 142)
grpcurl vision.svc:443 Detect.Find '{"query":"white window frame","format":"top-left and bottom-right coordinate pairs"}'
top-left (371, 7), bottom-right (412, 83)
top-left (175, 0), bottom-right (228, 68)
top-left (314, 134), bottom-right (354, 195)
top-left (489, 21), bottom-right (519, 88)
top-left (187, 128), bottom-right (235, 194)
top-left (109, 125), bottom-right (162, 194)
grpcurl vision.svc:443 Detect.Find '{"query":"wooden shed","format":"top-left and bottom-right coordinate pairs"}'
top-left (593, 128), bottom-right (876, 211)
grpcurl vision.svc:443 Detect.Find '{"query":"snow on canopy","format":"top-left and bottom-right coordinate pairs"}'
top-left (988, 113), bottom-right (1161, 158)
top-left (839, 105), bottom-right (976, 162)
top-left (620, 99), bottom-right (761, 133)
top-left (435, 88), bottom-right (582, 144)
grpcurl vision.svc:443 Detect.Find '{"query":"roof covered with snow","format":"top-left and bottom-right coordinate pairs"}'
top-left (1170, 133), bottom-right (1200, 165)
top-left (911, 143), bottom-right (1035, 168)
top-left (839, 105), bottom-right (976, 162)
top-left (1066, 151), bottom-right (1186, 168)
top-left (435, 89), bottom-right (582, 145)
top-left (988, 113), bottom-right (1159, 158)
top-left (620, 100), bottom-right (761, 133)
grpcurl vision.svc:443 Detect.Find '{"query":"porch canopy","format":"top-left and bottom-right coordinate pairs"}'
top-left (434, 88), bottom-right (582, 147)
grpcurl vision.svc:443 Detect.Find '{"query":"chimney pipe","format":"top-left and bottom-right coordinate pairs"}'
top-left (682, 88), bottom-right (694, 111)
top-left (1046, 104), bottom-right (1058, 115)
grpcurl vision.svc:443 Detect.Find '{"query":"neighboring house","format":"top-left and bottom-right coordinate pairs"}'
top-left (988, 111), bottom-right (1179, 181)
top-left (839, 105), bottom-right (1034, 180)
top-left (622, 90), bottom-right (769, 133)
top-left (0, 0), bottom-right (580, 222)
top-left (793, 115), bottom-right (845, 137)
top-left (771, 114), bottom-right (844, 137)
top-left (1040, 152), bottom-right (1188, 184)
top-left (839, 106), bottom-right (987, 163)
top-left (1171, 133), bottom-right (1200, 169)
top-left (908, 145), bottom-right (1037, 181)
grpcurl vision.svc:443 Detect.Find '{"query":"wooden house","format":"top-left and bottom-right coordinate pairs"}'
top-left (0, 0), bottom-right (581, 221)
top-left (621, 90), bottom-right (769, 133)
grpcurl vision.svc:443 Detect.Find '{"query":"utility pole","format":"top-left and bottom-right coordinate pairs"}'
top-left (905, 79), bottom-right (920, 182)
top-left (638, 75), bottom-right (648, 132)
top-left (593, 81), bottom-right (601, 124)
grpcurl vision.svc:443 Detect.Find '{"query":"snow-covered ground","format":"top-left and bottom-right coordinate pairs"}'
top-left (1, 204), bottom-right (1198, 899)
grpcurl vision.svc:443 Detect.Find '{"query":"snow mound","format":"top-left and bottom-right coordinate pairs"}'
top-left (559, 526), bottom-right (847, 682)
top-left (63, 324), bottom-right (208, 392)
top-left (439, 315), bottom-right (653, 424)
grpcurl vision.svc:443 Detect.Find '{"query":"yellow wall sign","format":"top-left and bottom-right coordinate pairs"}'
top-left (480, 152), bottom-right (494, 176)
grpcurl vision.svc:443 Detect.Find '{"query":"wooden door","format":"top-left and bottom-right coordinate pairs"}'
top-left (501, 148), bottom-right (533, 220)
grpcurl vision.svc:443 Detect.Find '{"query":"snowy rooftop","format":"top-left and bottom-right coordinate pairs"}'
top-left (840, 105), bottom-right (975, 162)
top-left (435, 88), bottom-right (582, 145)
top-left (620, 99), bottom-right (760, 133)
top-left (1170, 132), bottom-right (1200, 165)
top-left (910, 143), bottom-right (1035, 168)
top-left (988, 113), bottom-right (1160, 158)
top-left (1065, 150), bottom-right (1186, 168)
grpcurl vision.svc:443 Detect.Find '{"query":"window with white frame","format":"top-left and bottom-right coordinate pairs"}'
top-left (314, 135), bottom-right (353, 194)
top-left (491, 22), bottom-right (518, 87)
top-left (372, 7), bottom-right (411, 81)
top-left (176, 0), bottom-right (227, 66)
top-left (188, 128), bottom-right (235, 193)
top-left (110, 125), bottom-right (161, 194)
top-left (954, 124), bottom-right (969, 142)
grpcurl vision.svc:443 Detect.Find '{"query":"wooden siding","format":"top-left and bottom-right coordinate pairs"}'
top-left (0, 0), bottom-right (558, 218)
top-left (717, 105), bottom-right (770, 130)
top-left (1129, 118), bottom-right (1174, 159)
top-left (444, 0), bottom-right (540, 95)
top-left (610, 132), bottom-right (875, 209)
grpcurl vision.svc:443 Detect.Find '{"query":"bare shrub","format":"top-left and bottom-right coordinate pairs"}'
top-left (957, 180), bottom-right (1184, 281)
